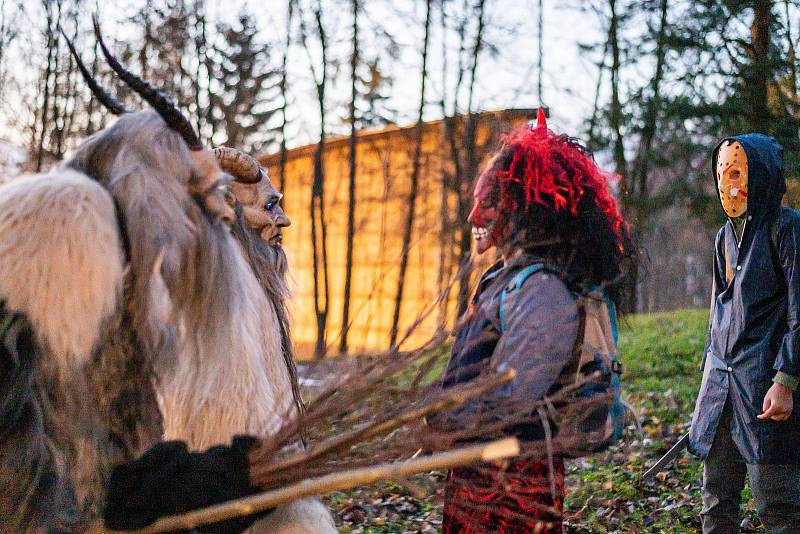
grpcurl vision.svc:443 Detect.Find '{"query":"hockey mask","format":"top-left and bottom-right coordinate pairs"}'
top-left (468, 159), bottom-right (502, 255)
top-left (716, 140), bottom-right (748, 218)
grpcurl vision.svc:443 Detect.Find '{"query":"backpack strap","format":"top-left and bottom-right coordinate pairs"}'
top-left (603, 292), bottom-right (619, 347)
top-left (498, 263), bottom-right (564, 333)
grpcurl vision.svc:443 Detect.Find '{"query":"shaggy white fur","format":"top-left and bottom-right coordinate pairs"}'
top-left (248, 498), bottom-right (338, 533)
top-left (156, 243), bottom-right (297, 448)
top-left (0, 170), bottom-right (123, 368)
top-left (0, 112), bottom-right (335, 533)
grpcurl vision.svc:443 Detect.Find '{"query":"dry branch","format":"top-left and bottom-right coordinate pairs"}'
top-left (251, 368), bottom-right (516, 481)
top-left (97, 438), bottom-right (520, 534)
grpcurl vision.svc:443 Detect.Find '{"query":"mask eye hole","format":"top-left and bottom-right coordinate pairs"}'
top-left (729, 170), bottom-right (740, 181)
top-left (266, 202), bottom-right (275, 211)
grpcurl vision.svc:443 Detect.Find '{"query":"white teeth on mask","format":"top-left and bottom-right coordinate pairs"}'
top-left (472, 227), bottom-right (488, 241)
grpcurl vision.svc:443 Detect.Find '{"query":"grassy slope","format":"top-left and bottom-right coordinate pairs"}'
top-left (565, 308), bottom-right (764, 533)
top-left (329, 309), bottom-right (763, 533)
top-left (564, 309), bottom-right (708, 533)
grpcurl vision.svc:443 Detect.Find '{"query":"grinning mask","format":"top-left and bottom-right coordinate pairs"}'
top-left (468, 157), bottom-right (502, 255)
top-left (716, 140), bottom-right (748, 218)
top-left (467, 108), bottom-right (625, 256)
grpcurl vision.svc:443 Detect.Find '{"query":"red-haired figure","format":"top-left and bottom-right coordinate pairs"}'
top-left (440, 110), bottom-right (632, 533)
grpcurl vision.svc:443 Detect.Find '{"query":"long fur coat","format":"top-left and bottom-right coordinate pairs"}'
top-left (0, 111), bottom-right (334, 533)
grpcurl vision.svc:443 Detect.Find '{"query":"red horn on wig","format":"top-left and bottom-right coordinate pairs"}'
top-left (536, 108), bottom-right (547, 130)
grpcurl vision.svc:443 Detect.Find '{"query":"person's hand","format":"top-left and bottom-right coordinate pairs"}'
top-left (758, 382), bottom-right (794, 421)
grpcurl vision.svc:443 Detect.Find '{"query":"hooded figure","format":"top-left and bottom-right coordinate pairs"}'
top-left (689, 133), bottom-right (800, 533)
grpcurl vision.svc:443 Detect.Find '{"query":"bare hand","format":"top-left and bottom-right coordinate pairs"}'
top-left (758, 382), bottom-right (794, 421)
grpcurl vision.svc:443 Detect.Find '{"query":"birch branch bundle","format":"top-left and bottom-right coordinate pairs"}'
top-left (104, 438), bottom-right (520, 534)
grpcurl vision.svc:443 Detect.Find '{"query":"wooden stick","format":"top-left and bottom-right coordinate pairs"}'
top-left (96, 437), bottom-right (520, 534)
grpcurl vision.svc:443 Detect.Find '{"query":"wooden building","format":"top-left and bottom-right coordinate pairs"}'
top-left (259, 109), bottom-right (533, 357)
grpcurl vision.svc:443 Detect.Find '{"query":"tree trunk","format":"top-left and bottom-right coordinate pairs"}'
top-left (340, 0), bottom-right (359, 354)
top-left (192, 1), bottom-right (206, 141)
top-left (537, 0), bottom-right (543, 104)
top-left (436, 1), bottom-right (451, 324)
top-left (36, 0), bottom-right (56, 171)
top-left (52, 28), bottom-right (64, 160)
top-left (608, 0), bottom-right (636, 313)
top-left (389, 0), bottom-right (432, 349)
top-left (455, 0), bottom-right (487, 317)
top-left (60, 25), bottom-right (79, 158)
top-left (608, 0), bottom-right (626, 181)
top-left (305, 1), bottom-right (331, 358)
top-left (749, 0), bottom-right (772, 133)
top-left (785, 0), bottom-right (797, 103)
top-left (441, 0), bottom-right (471, 315)
top-left (586, 41), bottom-right (608, 151)
top-left (85, 40), bottom-right (99, 135)
top-left (278, 0), bottom-right (294, 191)
top-left (631, 0), bottom-right (668, 212)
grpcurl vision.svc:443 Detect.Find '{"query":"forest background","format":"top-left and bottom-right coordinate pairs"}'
top-left (0, 0), bottom-right (798, 354)
top-left (0, 2), bottom-right (795, 529)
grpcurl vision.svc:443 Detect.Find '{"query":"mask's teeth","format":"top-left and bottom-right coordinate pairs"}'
top-left (472, 226), bottom-right (488, 240)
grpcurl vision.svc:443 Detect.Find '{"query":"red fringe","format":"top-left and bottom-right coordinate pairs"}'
top-left (442, 458), bottom-right (565, 534)
top-left (493, 124), bottom-right (626, 249)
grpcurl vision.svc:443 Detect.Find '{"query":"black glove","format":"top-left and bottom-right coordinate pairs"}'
top-left (104, 435), bottom-right (270, 533)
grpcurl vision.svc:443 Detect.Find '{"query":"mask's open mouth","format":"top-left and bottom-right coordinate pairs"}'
top-left (269, 232), bottom-right (283, 246)
top-left (472, 226), bottom-right (489, 242)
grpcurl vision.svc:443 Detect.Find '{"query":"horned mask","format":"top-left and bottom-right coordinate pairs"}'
top-left (64, 20), bottom-right (275, 227)
top-left (716, 140), bottom-right (749, 218)
top-left (214, 148), bottom-right (291, 245)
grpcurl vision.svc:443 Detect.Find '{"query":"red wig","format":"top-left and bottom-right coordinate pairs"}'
top-left (492, 110), bottom-right (626, 247)
top-left (483, 110), bottom-right (632, 294)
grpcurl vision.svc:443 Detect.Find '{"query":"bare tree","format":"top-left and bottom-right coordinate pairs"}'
top-left (630, 0), bottom-right (668, 210)
top-left (299, 0), bottom-right (332, 358)
top-left (34, 0), bottom-right (58, 170)
top-left (340, 0), bottom-right (360, 354)
top-left (278, 0), bottom-right (295, 191)
top-left (749, 0), bottom-right (773, 133)
top-left (454, 0), bottom-right (488, 316)
top-left (389, 0), bottom-right (432, 349)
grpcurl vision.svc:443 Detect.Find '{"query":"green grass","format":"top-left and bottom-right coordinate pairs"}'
top-left (326, 309), bottom-right (766, 532)
top-left (564, 309), bottom-right (761, 533)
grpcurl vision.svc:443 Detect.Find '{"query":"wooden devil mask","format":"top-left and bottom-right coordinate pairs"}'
top-left (716, 140), bottom-right (749, 218)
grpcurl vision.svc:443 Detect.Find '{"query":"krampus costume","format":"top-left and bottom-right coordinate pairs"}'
top-left (440, 110), bottom-right (630, 533)
top-left (0, 25), bottom-right (334, 533)
top-left (689, 134), bottom-right (800, 533)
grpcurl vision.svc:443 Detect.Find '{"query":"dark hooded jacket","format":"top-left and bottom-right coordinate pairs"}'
top-left (689, 133), bottom-right (800, 464)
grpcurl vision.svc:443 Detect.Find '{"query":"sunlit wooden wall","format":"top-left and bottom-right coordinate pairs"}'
top-left (259, 109), bottom-right (532, 357)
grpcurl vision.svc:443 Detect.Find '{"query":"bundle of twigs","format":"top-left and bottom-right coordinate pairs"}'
top-left (97, 355), bottom-right (609, 533)
top-left (94, 262), bottom-right (613, 532)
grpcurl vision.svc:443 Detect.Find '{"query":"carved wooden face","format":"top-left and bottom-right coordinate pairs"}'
top-left (228, 168), bottom-right (290, 245)
top-left (716, 140), bottom-right (748, 218)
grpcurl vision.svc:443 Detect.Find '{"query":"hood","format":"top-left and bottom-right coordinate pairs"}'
top-left (712, 133), bottom-right (785, 225)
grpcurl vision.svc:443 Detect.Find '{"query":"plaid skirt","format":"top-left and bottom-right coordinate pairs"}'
top-left (442, 457), bottom-right (565, 534)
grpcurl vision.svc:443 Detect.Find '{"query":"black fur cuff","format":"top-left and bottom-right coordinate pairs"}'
top-left (104, 435), bottom-right (269, 533)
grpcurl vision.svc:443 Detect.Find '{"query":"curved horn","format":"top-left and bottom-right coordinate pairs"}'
top-left (61, 29), bottom-right (127, 116)
top-left (92, 16), bottom-right (202, 150)
top-left (213, 147), bottom-right (263, 184)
